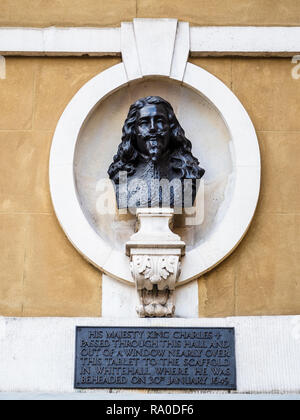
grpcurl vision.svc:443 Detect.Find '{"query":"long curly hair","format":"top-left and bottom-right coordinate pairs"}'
top-left (108, 96), bottom-right (205, 184)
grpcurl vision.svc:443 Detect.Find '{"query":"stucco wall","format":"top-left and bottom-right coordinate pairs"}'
top-left (0, 54), bottom-right (299, 317)
top-left (0, 57), bottom-right (121, 317)
top-left (0, 1), bottom-right (300, 318)
top-left (0, 0), bottom-right (300, 27)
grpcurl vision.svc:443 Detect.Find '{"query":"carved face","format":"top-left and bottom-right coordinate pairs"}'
top-left (135, 104), bottom-right (171, 163)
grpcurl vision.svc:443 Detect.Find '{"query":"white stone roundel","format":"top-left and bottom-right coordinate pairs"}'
top-left (49, 62), bottom-right (260, 285)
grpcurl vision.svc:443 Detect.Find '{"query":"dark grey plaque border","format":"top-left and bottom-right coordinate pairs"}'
top-left (74, 326), bottom-right (237, 391)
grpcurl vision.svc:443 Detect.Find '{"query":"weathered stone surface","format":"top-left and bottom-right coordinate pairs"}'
top-left (0, 0), bottom-right (136, 27)
top-left (0, 58), bottom-right (36, 130)
top-left (0, 211), bottom-right (103, 317)
top-left (137, 0), bottom-right (300, 26)
top-left (258, 131), bottom-right (300, 214)
top-left (198, 254), bottom-right (236, 318)
top-left (189, 57), bottom-right (232, 88)
top-left (22, 214), bottom-right (102, 317)
top-left (0, 131), bottom-right (52, 214)
top-left (0, 214), bottom-right (28, 316)
top-left (33, 57), bottom-right (121, 130)
top-left (234, 209), bottom-right (300, 316)
top-left (232, 58), bottom-right (300, 131)
top-left (1, 0), bottom-right (300, 27)
top-left (199, 208), bottom-right (300, 317)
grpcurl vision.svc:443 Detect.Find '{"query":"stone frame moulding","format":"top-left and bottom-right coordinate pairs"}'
top-left (49, 18), bottom-right (261, 286)
top-left (1, 25), bottom-right (300, 57)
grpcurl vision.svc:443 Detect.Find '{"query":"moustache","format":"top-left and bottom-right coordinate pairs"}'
top-left (140, 131), bottom-right (169, 141)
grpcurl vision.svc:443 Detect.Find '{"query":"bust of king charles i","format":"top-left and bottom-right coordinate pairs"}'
top-left (108, 96), bottom-right (205, 209)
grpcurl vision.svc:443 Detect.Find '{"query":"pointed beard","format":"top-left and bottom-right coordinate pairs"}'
top-left (148, 147), bottom-right (160, 162)
top-left (146, 139), bottom-right (163, 162)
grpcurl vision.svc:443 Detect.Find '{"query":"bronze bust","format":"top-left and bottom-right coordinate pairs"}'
top-left (108, 96), bottom-right (205, 209)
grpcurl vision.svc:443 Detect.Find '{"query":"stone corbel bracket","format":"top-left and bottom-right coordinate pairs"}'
top-left (126, 208), bottom-right (185, 318)
top-left (121, 19), bottom-right (190, 82)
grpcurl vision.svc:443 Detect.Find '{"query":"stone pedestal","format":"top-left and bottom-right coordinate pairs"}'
top-left (126, 208), bottom-right (185, 317)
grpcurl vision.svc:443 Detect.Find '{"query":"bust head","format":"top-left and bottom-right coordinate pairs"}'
top-left (135, 103), bottom-right (171, 163)
top-left (108, 96), bottom-right (205, 208)
top-left (108, 96), bottom-right (205, 183)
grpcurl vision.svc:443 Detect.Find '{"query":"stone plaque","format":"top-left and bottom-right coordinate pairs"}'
top-left (74, 327), bottom-right (236, 390)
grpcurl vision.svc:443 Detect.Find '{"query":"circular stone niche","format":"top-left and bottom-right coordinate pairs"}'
top-left (74, 78), bottom-right (233, 253)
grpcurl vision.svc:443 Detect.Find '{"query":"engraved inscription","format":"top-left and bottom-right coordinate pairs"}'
top-left (74, 327), bottom-right (236, 390)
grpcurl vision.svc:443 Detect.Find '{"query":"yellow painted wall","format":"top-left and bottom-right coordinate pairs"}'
top-left (194, 58), bottom-right (300, 317)
top-left (0, 55), bottom-right (299, 317)
top-left (0, 0), bottom-right (300, 27)
top-left (0, 57), bottom-right (121, 317)
top-left (0, 1), bottom-right (300, 317)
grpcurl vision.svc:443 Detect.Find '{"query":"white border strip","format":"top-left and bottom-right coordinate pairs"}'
top-left (190, 26), bottom-right (300, 56)
top-left (1, 393), bottom-right (299, 400)
top-left (0, 27), bottom-right (121, 56)
top-left (0, 26), bottom-right (300, 56)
